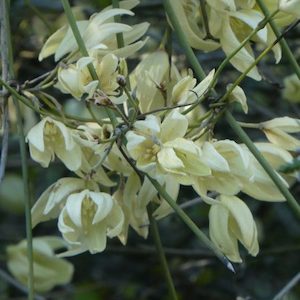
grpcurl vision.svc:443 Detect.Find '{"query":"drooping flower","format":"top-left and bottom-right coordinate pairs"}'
top-left (6, 237), bottom-right (74, 292)
top-left (31, 177), bottom-right (99, 228)
top-left (26, 117), bottom-right (82, 171)
top-left (57, 53), bottom-right (126, 104)
top-left (39, 4), bottom-right (149, 61)
top-left (209, 194), bottom-right (259, 262)
top-left (57, 189), bottom-right (124, 256)
top-left (126, 110), bottom-right (211, 180)
top-left (261, 117), bottom-right (300, 151)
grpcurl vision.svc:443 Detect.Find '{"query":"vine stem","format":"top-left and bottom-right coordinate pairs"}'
top-left (146, 175), bottom-right (235, 272)
top-left (256, 0), bottom-right (300, 79)
top-left (163, 0), bottom-right (300, 219)
top-left (60, 0), bottom-right (118, 128)
top-left (225, 111), bottom-right (300, 218)
top-left (147, 205), bottom-right (178, 300)
top-left (1, 0), bottom-right (34, 298)
top-left (0, 0), bottom-right (10, 184)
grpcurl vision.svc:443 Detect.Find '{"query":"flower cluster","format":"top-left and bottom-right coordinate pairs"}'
top-left (10, 1), bottom-right (299, 292)
top-left (169, 0), bottom-right (298, 80)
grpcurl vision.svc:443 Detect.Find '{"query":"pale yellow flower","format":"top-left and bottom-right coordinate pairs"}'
top-left (261, 117), bottom-right (300, 151)
top-left (113, 173), bottom-right (149, 243)
top-left (31, 177), bottom-right (99, 228)
top-left (126, 110), bottom-right (211, 180)
top-left (209, 195), bottom-right (259, 263)
top-left (193, 140), bottom-right (249, 203)
top-left (72, 123), bottom-right (116, 186)
top-left (26, 117), bottom-right (82, 171)
top-left (240, 144), bottom-right (290, 201)
top-left (7, 237), bottom-right (74, 292)
top-left (57, 189), bottom-right (124, 256)
top-left (39, 5), bottom-right (149, 61)
top-left (57, 53), bottom-right (125, 104)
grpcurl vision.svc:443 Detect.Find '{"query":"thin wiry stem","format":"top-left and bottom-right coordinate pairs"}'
top-left (1, 0), bottom-right (34, 298)
top-left (0, 269), bottom-right (45, 300)
top-left (272, 272), bottom-right (300, 300)
top-left (146, 175), bottom-right (235, 273)
top-left (0, 0), bottom-right (10, 184)
top-left (256, 0), bottom-right (300, 79)
top-left (148, 205), bottom-right (178, 300)
top-left (61, 0), bottom-right (118, 128)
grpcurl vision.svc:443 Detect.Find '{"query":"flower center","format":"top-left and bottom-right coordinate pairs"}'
top-left (82, 197), bottom-right (97, 235)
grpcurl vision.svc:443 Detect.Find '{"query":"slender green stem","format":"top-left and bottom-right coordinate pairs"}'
top-left (1, 1), bottom-right (34, 298)
top-left (211, 9), bottom-right (279, 89)
top-left (164, 0), bottom-right (300, 219)
top-left (61, 0), bottom-right (118, 128)
top-left (226, 111), bottom-right (300, 218)
top-left (163, 1), bottom-right (206, 80)
top-left (112, 0), bottom-right (125, 48)
top-left (220, 19), bottom-right (300, 103)
top-left (256, 0), bottom-right (300, 79)
top-left (148, 205), bottom-right (178, 300)
top-left (146, 175), bottom-right (235, 272)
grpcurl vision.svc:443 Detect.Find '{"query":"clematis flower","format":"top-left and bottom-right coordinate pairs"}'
top-left (209, 195), bottom-right (259, 263)
top-left (240, 143), bottom-right (291, 201)
top-left (193, 140), bottom-right (249, 203)
top-left (113, 173), bottom-right (150, 243)
top-left (26, 117), bottom-right (82, 171)
top-left (57, 189), bottom-right (124, 256)
top-left (57, 53), bottom-right (126, 104)
top-left (126, 110), bottom-right (211, 180)
top-left (72, 123), bottom-right (116, 186)
top-left (39, 4), bottom-right (149, 61)
top-left (31, 177), bottom-right (99, 228)
top-left (6, 237), bottom-right (74, 292)
top-left (261, 117), bottom-right (300, 151)
top-left (168, 0), bottom-right (292, 80)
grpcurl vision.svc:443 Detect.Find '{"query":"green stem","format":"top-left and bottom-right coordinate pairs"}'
top-left (146, 175), bottom-right (235, 272)
top-left (211, 9), bottom-right (279, 89)
top-left (61, 0), bottom-right (118, 128)
top-left (1, 1), bottom-right (34, 298)
top-left (164, 0), bottom-right (300, 219)
top-left (256, 0), bottom-right (300, 79)
top-left (112, 0), bottom-right (125, 48)
top-left (148, 205), bottom-right (178, 300)
top-left (225, 111), bottom-right (300, 218)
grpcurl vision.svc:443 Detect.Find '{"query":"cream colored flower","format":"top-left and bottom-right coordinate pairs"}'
top-left (209, 195), bottom-right (259, 263)
top-left (72, 123), bottom-right (116, 186)
top-left (283, 74), bottom-right (300, 103)
top-left (58, 189), bottom-right (124, 256)
top-left (261, 117), bottom-right (300, 151)
top-left (240, 143), bottom-right (290, 201)
top-left (39, 5), bottom-right (149, 61)
top-left (227, 84), bottom-right (248, 113)
top-left (113, 173), bottom-right (149, 243)
top-left (279, 0), bottom-right (300, 16)
top-left (26, 117), bottom-right (82, 171)
top-left (193, 140), bottom-right (249, 203)
top-left (126, 110), bottom-right (211, 180)
top-left (6, 237), bottom-right (74, 292)
top-left (167, 0), bottom-right (219, 51)
top-left (131, 50), bottom-right (215, 113)
top-left (31, 177), bottom-right (99, 228)
top-left (57, 53), bottom-right (125, 104)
